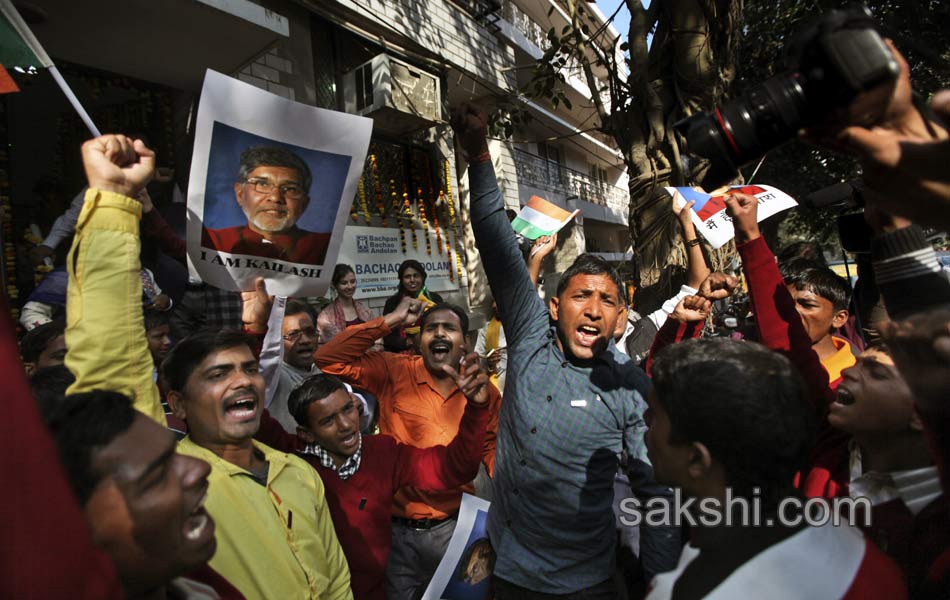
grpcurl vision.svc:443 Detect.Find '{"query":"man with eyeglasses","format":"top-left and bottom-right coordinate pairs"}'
top-left (202, 146), bottom-right (331, 264)
top-left (270, 299), bottom-right (322, 431)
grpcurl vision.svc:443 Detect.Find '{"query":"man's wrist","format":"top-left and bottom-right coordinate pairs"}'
top-left (468, 149), bottom-right (491, 163)
top-left (242, 322), bottom-right (267, 335)
top-left (735, 229), bottom-right (761, 244)
top-left (89, 183), bottom-right (140, 199)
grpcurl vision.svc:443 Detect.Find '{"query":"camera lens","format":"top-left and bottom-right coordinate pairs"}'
top-left (717, 72), bottom-right (808, 165)
top-left (673, 113), bottom-right (742, 188)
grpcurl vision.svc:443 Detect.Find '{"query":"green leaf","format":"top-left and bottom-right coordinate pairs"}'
top-left (562, 96), bottom-right (573, 110)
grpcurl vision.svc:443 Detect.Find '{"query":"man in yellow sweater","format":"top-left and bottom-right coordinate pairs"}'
top-left (65, 133), bottom-right (351, 600)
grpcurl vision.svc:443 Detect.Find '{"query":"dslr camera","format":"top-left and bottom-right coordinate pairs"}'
top-left (675, 4), bottom-right (899, 188)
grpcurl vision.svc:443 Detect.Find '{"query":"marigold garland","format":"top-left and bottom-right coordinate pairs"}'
top-left (404, 192), bottom-right (417, 250)
top-left (444, 160), bottom-right (463, 282)
top-left (351, 180), bottom-right (360, 222)
top-left (357, 172), bottom-right (371, 224)
top-left (393, 188), bottom-right (406, 253)
top-left (433, 194), bottom-right (443, 255)
top-left (418, 188), bottom-right (432, 255)
top-left (371, 154), bottom-right (387, 227)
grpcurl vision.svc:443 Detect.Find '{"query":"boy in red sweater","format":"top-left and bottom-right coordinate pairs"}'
top-left (255, 356), bottom-right (491, 600)
top-left (784, 262), bottom-right (855, 388)
top-left (727, 191), bottom-right (946, 596)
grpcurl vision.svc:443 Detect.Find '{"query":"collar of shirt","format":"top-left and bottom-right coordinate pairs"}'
top-left (179, 437), bottom-right (290, 483)
top-left (301, 434), bottom-right (362, 480)
top-left (848, 442), bottom-right (942, 515)
top-left (411, 355), bottom-right (463, 401)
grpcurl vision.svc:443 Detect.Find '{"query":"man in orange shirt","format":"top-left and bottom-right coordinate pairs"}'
top-left (315, 297), bottom-right (500, 600)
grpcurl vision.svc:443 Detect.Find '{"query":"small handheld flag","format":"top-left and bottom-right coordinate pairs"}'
top-left (510, 195), bottom-right (579, 241)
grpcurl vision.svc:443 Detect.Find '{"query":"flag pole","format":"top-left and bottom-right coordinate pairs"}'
top-left (47, 65), bottom-right (100, 137)
top-left (0, 0), bottom-right (100, 137)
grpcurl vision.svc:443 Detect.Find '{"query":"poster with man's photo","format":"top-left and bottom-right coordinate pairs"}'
top-left (187, 69), bottom-right (373, 296)
top-left (423, 494), bottom-right (493, 600)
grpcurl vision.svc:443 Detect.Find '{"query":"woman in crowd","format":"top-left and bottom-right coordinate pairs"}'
top-left (317, 263), bottom-right (379, 349)
top-left (382, 259), bottom-right (442, 352)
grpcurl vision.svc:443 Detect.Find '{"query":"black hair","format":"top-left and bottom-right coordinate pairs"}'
top-left (397, 260), bottom-right (427, 293)
top-left (285, 299), bottom-right (316, 322)
top-left (287, 373), bottom-right (347, 427)
top-left (556, 254), bottom-right (627, 305)
top-left (651, 338), bottom-right (814, 505)
top-left (143, 309), bottom-right (169, 333)
top-left (786, 266), bottom-right (851, 312)
top-left (37, 389), bottom-right (137, 505)
top-left (30, 364), bottom-right (75, 406)
top-left (778, 257), bottom-right (825, 282)
top-left (20, 319), bottom-right (66, 364)
top-left (417, 302), bottom-right (470, 334)
top-left (331, 264), bottom-right (355, 287)
top-left (237, 146), bottom-right (312, 192)
top-left (776, 241), bottom-right (826, 267)
top-left (160, 329), bottom-right (257, 393)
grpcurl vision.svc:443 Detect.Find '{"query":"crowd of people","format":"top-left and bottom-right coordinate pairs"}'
top-left (4, 36), bottom-right (950, 600)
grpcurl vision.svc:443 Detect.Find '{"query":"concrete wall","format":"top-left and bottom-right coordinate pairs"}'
top-left (235, 0), bottom-right (316, 105)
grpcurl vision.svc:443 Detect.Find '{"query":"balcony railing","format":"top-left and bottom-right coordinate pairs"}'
top-left (513, 148), bottom-right (629, 211)
top-left (501, 0), bottom-right (549, 51)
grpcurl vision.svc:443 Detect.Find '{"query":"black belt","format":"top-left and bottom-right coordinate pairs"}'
top-left (391, 514), bottom-right (456, 530)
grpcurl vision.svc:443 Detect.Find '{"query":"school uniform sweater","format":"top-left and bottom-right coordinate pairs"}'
top-left (256, 401), bottom-right (489, 600)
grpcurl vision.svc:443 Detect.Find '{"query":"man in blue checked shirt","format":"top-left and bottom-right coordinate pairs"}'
top-left (450, 105), bottom-right (680, 598)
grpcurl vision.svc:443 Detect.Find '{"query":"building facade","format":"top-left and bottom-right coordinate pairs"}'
top-left (4, 0), bottom-right (632, 327)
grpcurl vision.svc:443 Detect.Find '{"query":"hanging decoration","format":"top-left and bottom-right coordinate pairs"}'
top-left (418, 187), bottom-right (431, 255)
top-left (393, 186), bottom-right (406, 254)
top-left (433, 191), bottom-right (444, 256)
top-left (357, 174), bottom-right (371, 224)
top-left (371, 154), bottom-right (387, 227)
top-left (403, 191), bottom-right (417, 250)
top-left (444, 159), bottom-right (463, 282)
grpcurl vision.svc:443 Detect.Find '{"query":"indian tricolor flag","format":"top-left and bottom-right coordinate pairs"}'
top-left (510, 195), bottom-right (580, 240)
top-left (0, 0), bottom-right (99, 135)
top-left (0, 0), bottom-right (52, 93)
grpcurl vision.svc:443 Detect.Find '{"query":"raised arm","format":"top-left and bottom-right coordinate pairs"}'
top-left (450, 104), bottom-right (549, 346)
top-left (726, 193), bottom-right (834, 413)
top-left (673, 195), bottom-right (711, 289)
top-left (644, 293), bottom-right (710, 376)
top-left (392, 351), bottom-right (492, 489)
top-left (314, 295), bottom-right (423, 396)
top-left (527, 234), bottom-right (557, 288)
top-left (64, 135), bottom-right (165, 425)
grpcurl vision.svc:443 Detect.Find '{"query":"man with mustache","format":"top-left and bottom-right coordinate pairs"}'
top-left (315, 300), bottom-right (501, 600)
top-left (202, 146), bottom-right (330, 264)
top-left (269, 299), bottom-right (321, 432)
top-left (160, 326), bottom-right (352, 599)
top-left (450, 104), bottom-right (679, 598)
top-left (62, 133), bottom-right (351, 599)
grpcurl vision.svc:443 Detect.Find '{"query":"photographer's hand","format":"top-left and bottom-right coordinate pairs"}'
top-left (805, 42), bottom-right (950, 229)
top-left (723, 192), bottom-right (760, 244)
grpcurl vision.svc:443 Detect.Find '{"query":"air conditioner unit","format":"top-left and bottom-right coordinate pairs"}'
top-left (343, 54), bottom-right (442, 135)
